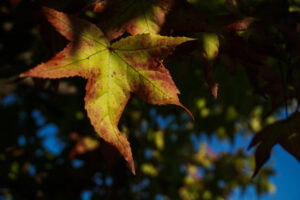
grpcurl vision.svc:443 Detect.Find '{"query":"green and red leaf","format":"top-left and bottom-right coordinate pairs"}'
top-left (97, 0), bottom-right (174, 40)
top-left (20, 7), bottom-right (194, 174)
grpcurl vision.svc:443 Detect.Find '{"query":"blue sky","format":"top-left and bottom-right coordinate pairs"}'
top-left (259, 145), bottom-right (300, 200)
top-left (81, 146), bottom-right (300, 200)
top-left (2, 94), bottom-right (300, 199)
top-left (229, 144), bottom-right (300, 200)
top-left (190, 132), bottom-right (300, 200)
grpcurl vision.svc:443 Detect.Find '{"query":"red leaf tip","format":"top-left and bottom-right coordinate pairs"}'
top-left (129, 160), bottom-right (136, 175)
top-left (19, 72), bottom-right (29, 78)
top-left (179, 103), bottom-right (194, 120)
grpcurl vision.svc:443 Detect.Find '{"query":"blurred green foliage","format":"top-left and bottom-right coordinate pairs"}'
top-left (1, 0), bottom-right (299, 199)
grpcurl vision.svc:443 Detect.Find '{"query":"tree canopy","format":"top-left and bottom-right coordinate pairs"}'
top-left (0, 0), bottom-right (299, 199)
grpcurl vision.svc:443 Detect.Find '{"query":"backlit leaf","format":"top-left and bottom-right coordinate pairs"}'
top-left (20, 7), bottom-right (194, 174)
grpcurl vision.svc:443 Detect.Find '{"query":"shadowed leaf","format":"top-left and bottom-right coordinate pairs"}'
top-left (200, 33), bottom-right (219, 99)
top-left (97, 0), bottom-right (174, 40)
top-left (248, 112), bottom-right (300, 177)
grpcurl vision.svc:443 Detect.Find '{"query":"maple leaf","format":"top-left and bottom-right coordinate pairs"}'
top-left (20, 7), bottom-right (194, 174)
top-left (225, 17), bottom-right (256, 32)
top-left (97, 0), bottom-right (174, 40)
top-left (248, 112), bottom-right (300, 177)
top-left (199, 33), bottom-right (219, 99)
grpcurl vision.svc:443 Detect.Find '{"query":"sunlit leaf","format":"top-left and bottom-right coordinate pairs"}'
top-left (20, 7), bottom-right (194, 174)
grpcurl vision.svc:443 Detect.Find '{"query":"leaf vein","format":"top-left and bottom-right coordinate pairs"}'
top-left (40, 48), bottom-right (107, 74)
top-left (45, 10), bottom-right (108, 47)
top-left (112, 51), bottom-right (174, 101)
